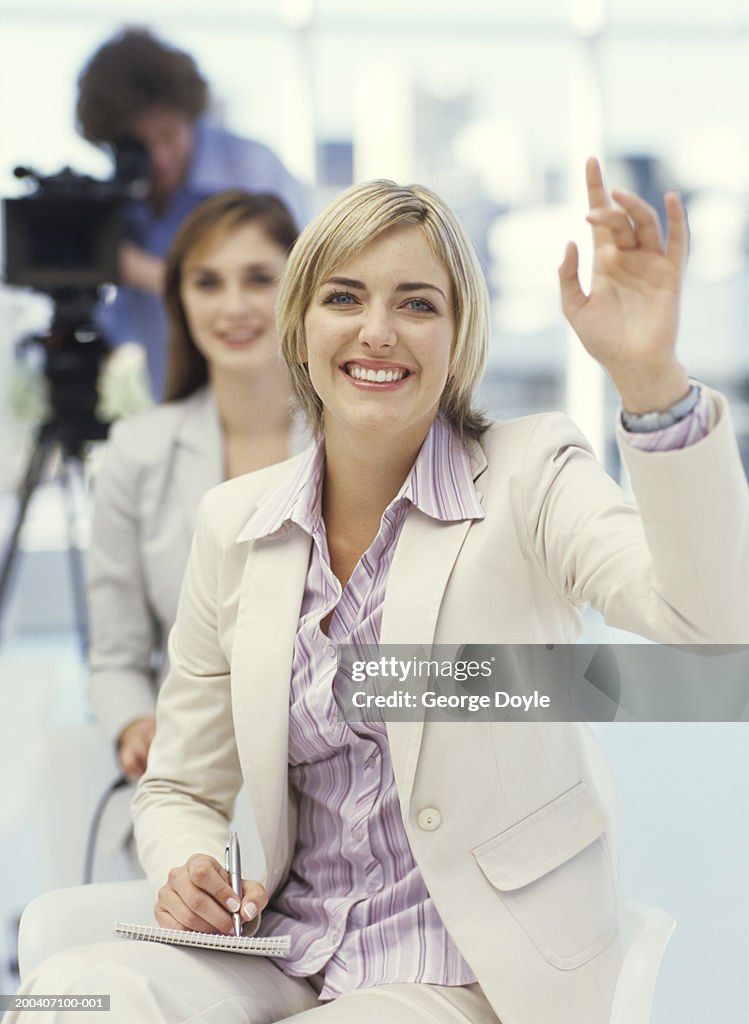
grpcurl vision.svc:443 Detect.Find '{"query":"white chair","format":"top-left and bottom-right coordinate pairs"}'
top-left (611, 902), bottom-right (675, 1024)
top-left (17, 728), bottom-right (675, 1022)
top-left (0, 661), bottom-right (59, 987)
top-left (28, 723), bottom-right (137, 890)
top-left (578, 722), bottom-right (676, 1023)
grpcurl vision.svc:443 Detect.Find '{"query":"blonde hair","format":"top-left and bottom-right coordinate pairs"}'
top-left (277, 180), bottom-right (490, 440)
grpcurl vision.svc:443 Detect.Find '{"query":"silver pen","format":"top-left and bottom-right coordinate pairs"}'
top-left (224, 830), bottom-right (243, 937)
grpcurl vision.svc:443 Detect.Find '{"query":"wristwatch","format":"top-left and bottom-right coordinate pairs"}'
top-left (620, 383), bottom-right (701, 434)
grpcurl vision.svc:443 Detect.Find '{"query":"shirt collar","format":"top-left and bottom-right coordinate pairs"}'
top-left (236, 416), bottom-right (484, 544)
top-left (236, 442), bottom-right (323, 542)
top-left (399, 415), bottom-right (485, 522)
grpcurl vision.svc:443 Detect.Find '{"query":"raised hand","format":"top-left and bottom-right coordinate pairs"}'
top-left (558, 157), bottom-right (691, 413)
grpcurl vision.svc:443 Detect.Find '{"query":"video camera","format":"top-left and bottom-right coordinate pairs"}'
top-left (2, 140), bottom-right (150, 442)
top-left (4, 139), bottom-right (149, 295)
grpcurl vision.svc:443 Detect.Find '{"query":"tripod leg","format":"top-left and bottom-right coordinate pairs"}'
top-left (0, 430), bottom-right (55, 628)
top-left (59, 454), bottom-right (90, 655)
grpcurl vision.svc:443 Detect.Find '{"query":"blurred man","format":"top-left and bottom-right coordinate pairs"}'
top-left (77, 27), bottom-right (306, 397)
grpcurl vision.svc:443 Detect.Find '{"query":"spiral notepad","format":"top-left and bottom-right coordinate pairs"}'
top-left (114, 922), bottom-right (290, 957)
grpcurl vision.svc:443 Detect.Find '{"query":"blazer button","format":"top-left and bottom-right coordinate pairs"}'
top-left (417, 807), bottom-right (442, 831)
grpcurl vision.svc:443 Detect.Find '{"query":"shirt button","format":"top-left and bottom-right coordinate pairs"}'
top-left (327, 645), bottom-right (336, 658)
top-left (417, 807), bottom-right (442, 831)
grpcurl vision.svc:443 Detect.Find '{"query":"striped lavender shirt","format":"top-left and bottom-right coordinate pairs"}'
top-left (238, 398), bottom-right (710, 999)
top-left (241, 418), bottom-right (482, 999)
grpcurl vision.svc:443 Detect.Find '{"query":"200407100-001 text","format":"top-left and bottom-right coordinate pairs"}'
top-left (0, 995), bottom-right (111, 1011)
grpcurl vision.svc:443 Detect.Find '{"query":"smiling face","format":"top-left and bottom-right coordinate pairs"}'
top-left (180, 220), bottom-right (287, 382)
top-left (303, 224), bottom-right (455, 450)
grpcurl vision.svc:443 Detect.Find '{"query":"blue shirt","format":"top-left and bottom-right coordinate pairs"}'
top-left (96, 118), bottom-right (307, 398)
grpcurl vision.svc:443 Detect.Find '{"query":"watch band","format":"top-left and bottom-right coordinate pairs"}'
top-left (620, 383), bottom-right (701, 434)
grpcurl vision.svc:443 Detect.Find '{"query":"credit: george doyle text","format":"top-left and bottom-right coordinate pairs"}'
top-left (352, 687), bottom-right (550, 713)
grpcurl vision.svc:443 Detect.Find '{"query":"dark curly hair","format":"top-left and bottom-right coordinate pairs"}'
top-left (76, 28), bottom-right (208, 144)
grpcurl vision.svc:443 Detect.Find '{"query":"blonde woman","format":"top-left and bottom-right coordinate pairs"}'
top-left (16, 161), bottom-right (749, 1024)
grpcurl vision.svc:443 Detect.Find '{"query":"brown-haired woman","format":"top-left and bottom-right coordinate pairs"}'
top-left (87, 189), bottom-right (305, 781)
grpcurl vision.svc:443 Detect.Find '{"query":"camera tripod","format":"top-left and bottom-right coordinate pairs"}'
top-left (0, 410), bottom-right (108, 652)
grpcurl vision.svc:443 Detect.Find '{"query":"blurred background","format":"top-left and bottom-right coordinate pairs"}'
top-left (0, 1), bottom-right (747, 1020)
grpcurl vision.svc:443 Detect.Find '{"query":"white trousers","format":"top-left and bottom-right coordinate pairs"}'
top-left (7, 941), bottom-right (502, 1024)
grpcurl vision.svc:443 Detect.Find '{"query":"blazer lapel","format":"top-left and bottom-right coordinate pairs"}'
top-left (380, 436), bottom-right (488, 817)
top-left (230, 523), bottom-right (312, 873)
top-left (174, 393), bottom-right (310, 540)
top-left (174, 388), bottom-right (224, 538)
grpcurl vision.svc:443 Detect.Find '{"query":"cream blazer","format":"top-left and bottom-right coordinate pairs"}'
top-left (87, 386), bottom-right (306, 743)
top-left (133, 391), bottom-right (749, 1024)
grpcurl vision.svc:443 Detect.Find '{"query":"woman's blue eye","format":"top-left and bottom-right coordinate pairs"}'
top-left (406, 297), bottom-right (435, 312)
top-left (324, 290), bottom-right (356, 305)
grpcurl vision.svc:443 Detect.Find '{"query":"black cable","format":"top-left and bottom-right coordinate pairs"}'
top-left (83, 774), bottom-right (130, 885)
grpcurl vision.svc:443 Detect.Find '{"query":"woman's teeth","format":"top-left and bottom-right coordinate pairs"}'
top-left (223, 331), bottom-right (257, 342)
top-left (347, 365), bottom-right (408, 383)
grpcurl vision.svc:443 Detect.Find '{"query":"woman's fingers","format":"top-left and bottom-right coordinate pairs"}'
top-left (118, 717), bottom-right (157, 777)
top-left (610, 189), bottom-right (664, 251)
top-left (586, 207), bottom-right (639, 250)
top-left (186, 855), bottom-right (246, 915)
top-left (584, 157), bottom-right (615, 250)
top-left (585, 167), bottom-right (685, 279)
top-left (118, 744), bottom-right (145, 777)
top-left (558, 241), bottom-right (586, 321)
top-left (585, 158), bottom-right (682, 262)
top-left (588, 186), bottom-right (686, 270)
top-left (585, 156), bottom-right (609, 213)
top-left (664, 190), bottom-right (688, 270)
top-left (588, 191), bottom-right (664, 253)
top-left (153, 905), bottom-right (184, 931)
top-left (240, 879), bottom-right (270, 922)
top-left (157, 878), bottom-right (226, 933)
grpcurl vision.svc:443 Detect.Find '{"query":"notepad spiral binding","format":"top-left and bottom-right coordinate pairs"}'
top-left (114, 922), bottom-right (290, 957)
